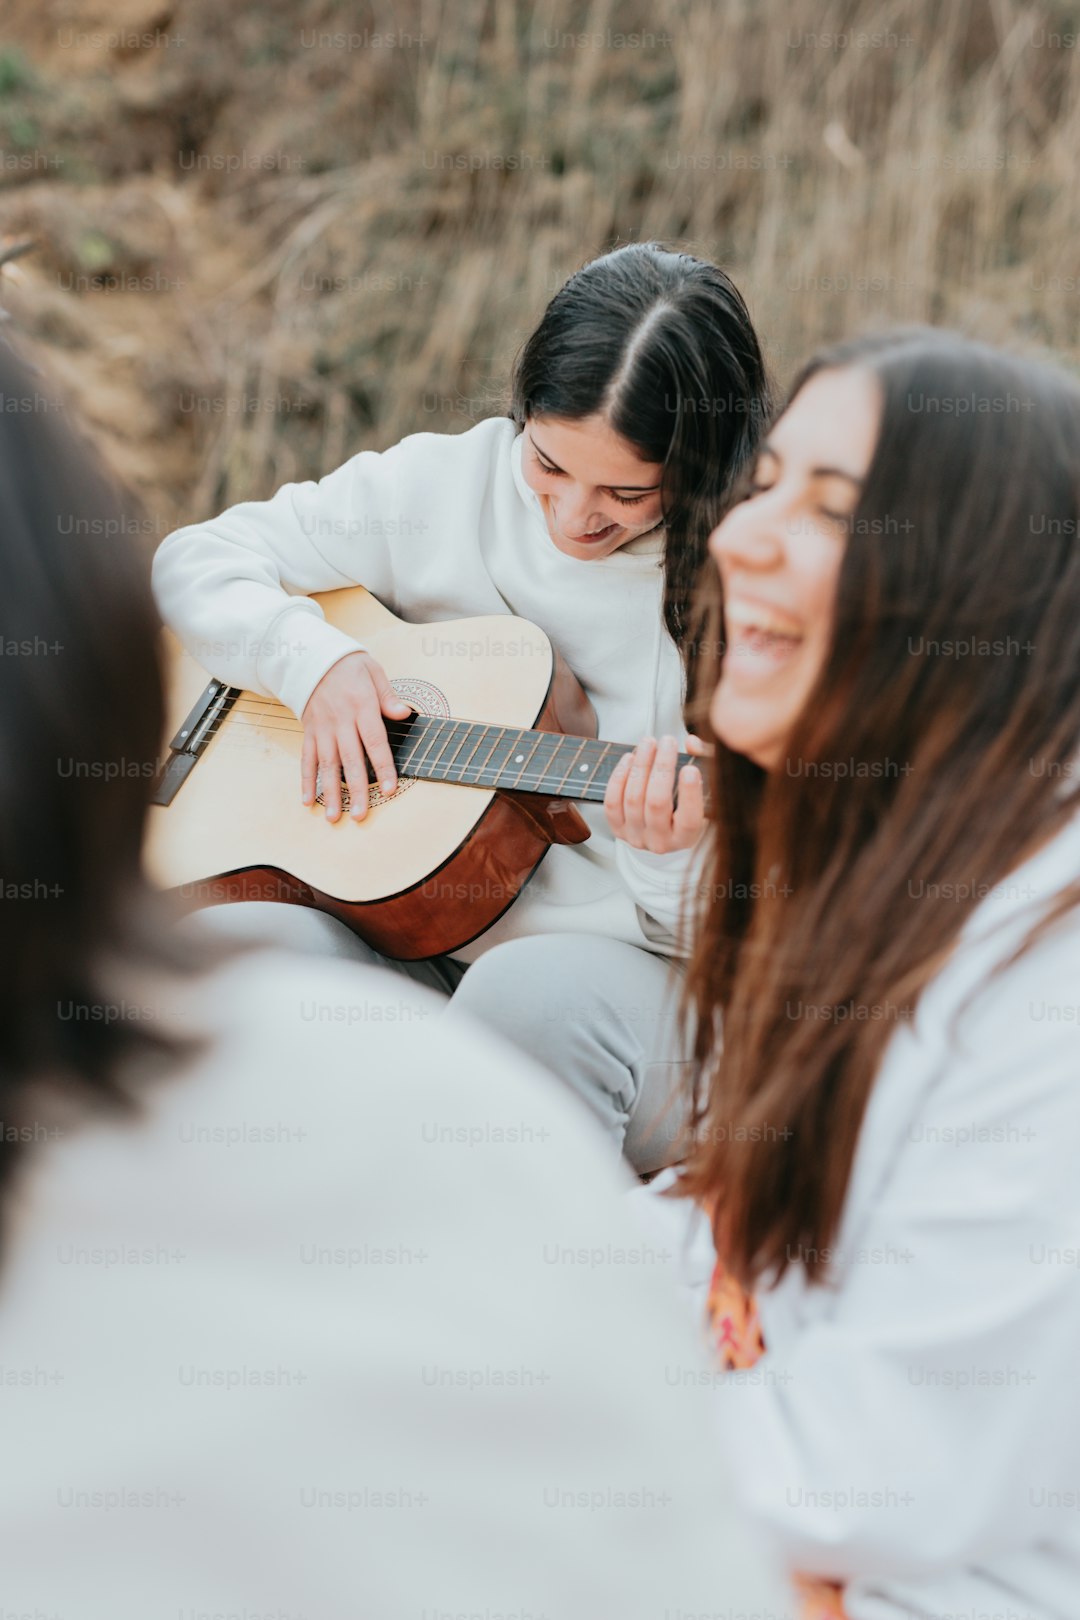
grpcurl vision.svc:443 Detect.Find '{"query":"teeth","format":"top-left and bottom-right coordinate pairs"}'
top-left (725, 601), bottom-right (802, 639)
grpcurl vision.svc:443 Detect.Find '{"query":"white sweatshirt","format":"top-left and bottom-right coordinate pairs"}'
top-left (151, 417), bottom-right (702, 960)
top-left (632, 806), bottom-right (1080, 1619)
top-left (0, 944), bottom-right (792, 1620)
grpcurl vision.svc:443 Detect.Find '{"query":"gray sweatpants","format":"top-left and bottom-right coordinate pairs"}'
top-left (187, 902), bottom-right (692, 1174)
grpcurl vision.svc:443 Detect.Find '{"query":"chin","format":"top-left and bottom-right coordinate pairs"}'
top-left (709, 694), bottom-right (780, 770)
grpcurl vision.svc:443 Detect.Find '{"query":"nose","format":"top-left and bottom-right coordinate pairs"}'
top-left (708, 503), bottom-right (784, 572)
top-left (556, 484), bottom-right (612, 534)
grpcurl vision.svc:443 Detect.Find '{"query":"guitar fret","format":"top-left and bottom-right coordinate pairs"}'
top-left (498, 729), bottom-right (544, 790)
top-left (397, 716), bottom-right (444, 775)
top-left (522, 733), bottom-right (585, 796)
top-left (448, 723), bottom-right (505, 785)
top-left (472, 726), bottom-right (525, 785)
top-left (568, 741), bottom-right (610, 799)
top-left (578, 741), bottom-right (624, 801)
top-left (537, 735), bottom-right (595, 797)
top-left (444, 723), bottom-right (492, 783)
top-left (424, 719), bottom-right (471, 780)
top-left (546, 734), bottom-right (592, 796)
top-left (438, 720), bottom-right (477, 780)
top-left (513, 730), bottom-right (564, 791)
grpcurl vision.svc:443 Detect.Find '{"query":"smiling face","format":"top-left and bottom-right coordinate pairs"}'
top-left (708, 366), bottom-right (882, 770)
top-left (521, 413), bottom-right (665, 561)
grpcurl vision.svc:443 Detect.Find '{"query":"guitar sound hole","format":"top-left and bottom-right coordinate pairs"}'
top-left (314, 771), bottom-right (416, 812)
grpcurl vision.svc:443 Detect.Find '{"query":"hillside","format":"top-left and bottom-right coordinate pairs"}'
top-left (1, 0), bottom-right (1078, 530)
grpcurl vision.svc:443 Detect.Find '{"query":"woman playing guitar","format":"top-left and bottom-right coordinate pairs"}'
top-left (153, 241), bottom-right (770, 1169)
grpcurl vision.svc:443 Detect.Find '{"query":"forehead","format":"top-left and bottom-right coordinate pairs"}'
top-left (528, 412), bottom-right (663, 485)
top-left (769, 366), bottom-right (881, 477)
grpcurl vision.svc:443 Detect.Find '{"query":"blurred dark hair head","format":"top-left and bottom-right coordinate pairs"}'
top-left (680, 327), bottom-right (1080, 1287)
top-left (0, 339), bottom-right (207, 1193)
top-left (509, 241), bottom-right (772, 687)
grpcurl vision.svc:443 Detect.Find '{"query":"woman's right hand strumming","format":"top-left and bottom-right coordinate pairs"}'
top-left (301, 651), bottom-right (412, 822)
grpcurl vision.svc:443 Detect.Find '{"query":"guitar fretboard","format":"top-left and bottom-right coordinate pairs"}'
top-left (385, 715), bottom-right (692, 803)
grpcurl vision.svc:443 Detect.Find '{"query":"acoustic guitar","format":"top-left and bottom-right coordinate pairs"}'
top-left (145, 586), bottom-right (697, 960)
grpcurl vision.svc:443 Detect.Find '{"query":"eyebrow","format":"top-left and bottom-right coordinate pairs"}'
top-left (757, 442), bottom-right (864, 487)
top-left (529, 430), bottom-right (662, 493)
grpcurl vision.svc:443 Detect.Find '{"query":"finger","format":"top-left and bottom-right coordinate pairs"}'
top-left (375, 674), bottom-right (412, 720)
top-left (338, 725), bottom-right (371, 823)
top-left (318, 735), bottom-right (344, 822)
top-left (684, 733), bottom-right (715, 758)
top-left (301, 728), bottom-right (318, 805)
top-left (672, 762), bottom-right (705, 842)
top-left (644, 735), bottom-right (681, 834)
top-left (358, 703), bottom-right (398, 797)
top-left (622, 741), bottom-right (653, 834)
top-left (623, 735), bottom-right (655, 827)
top-left (603, 752), bottom-right (633, 832)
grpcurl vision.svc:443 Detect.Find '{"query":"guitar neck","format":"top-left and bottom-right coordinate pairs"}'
top-left (385, 714), bottom-right (693, 803)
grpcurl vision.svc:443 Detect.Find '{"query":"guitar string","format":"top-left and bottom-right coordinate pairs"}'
top-left (200, 702), bottom-right (624, 770)
top-left (183, 700), bottom-right (672, 795)
top-left (200, 711), bottom-right (639, 783)
top-left (199, 732), bottom-right (661, 797)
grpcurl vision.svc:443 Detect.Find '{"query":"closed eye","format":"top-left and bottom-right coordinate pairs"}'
top-left (535, 452), bottom-right (652, 507)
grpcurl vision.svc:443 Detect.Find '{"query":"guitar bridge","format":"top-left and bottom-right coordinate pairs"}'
top-left (151, 678), bottom-right (240, 807)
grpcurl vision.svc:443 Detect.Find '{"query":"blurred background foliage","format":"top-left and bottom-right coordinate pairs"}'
top-left (1, 0), bottom-right (1079, 529)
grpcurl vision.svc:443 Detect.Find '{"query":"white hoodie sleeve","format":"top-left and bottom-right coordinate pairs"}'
top-left (712, 946), bottom-right (1080, 1586)
top-left (614, 833), bottom-right (707, 955)
top-left (152, 444), bottom-right (407, 720)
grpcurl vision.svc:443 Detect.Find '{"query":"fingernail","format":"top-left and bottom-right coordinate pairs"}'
top-left (381, 779), bottom-right (396, 794)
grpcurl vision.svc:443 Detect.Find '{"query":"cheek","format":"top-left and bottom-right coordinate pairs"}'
top-left (799, 548), bottom-right (843, 669)
top-left (617, 497), bottom-right (662, 530)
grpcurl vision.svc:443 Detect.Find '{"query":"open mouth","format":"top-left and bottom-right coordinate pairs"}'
top-left (723, 600), bottom-right (805, 670)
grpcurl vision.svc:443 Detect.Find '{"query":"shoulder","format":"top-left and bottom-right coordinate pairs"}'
top-left (370, 414), bottom-right (519, 480)
top-left (920, 815), bottom-right (1080, 1065)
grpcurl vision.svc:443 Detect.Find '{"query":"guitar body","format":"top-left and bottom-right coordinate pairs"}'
top-left (144, 588), bottom-right (596, 960)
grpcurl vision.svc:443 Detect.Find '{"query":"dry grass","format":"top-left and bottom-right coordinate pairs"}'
top-left (1, 0), bottom-right (1079, 528)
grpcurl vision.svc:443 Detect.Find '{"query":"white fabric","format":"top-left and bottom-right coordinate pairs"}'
top-left (631, 809), bottom-right (1080, 1619)
top-left (0, 947), bottom-right (792, 1620)
top-left (151, 417), bottom-right (703, 960)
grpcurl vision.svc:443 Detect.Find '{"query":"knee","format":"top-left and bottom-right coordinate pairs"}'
top-left (450, 936), bottom-right (590, 1037)
top-left (180, 901), bottom-right (373, 963)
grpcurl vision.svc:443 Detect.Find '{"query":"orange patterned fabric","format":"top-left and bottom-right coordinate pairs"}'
top-left (706, 1257), bottom-right (849, 1620)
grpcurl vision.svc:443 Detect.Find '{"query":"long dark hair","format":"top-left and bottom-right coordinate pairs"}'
top-left (0, 341), bottom-right (211, 1201)
top-left (509, 242), bottom-right (771, 689)
top-left (680, 328), bottom-right (1080, 1287)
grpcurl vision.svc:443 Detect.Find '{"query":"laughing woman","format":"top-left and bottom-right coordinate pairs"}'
top-left (152, 242), bottom-right (770, 1170)
top-left (647, 329), bottom-right (1080, 1618)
